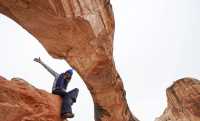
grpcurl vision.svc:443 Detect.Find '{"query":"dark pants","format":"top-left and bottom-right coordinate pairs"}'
top-left (52, 88), bottom-right (79, 115)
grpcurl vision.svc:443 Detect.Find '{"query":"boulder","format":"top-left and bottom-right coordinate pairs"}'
top-left (156, 78), bottom-right (200, 121)
top-left (0, 76), bottom-right (63, 121)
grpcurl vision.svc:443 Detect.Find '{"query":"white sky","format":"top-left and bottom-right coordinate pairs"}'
top-left (0, 0), bottom-right (200, 121)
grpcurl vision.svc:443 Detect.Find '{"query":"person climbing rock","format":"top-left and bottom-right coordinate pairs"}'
top-left (34, 57), bottom-right (79, 119)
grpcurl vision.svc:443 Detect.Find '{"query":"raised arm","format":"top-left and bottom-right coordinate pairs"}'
top-left (34, 57), bottom-right (59, 78)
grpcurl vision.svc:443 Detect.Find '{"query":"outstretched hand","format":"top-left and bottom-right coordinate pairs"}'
top-left (34, 57), bottom-right (41, 63)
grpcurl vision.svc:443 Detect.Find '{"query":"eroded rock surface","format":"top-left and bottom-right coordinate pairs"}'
top-left (0, 0), bottom-right (138, 121)
top-left (0, 76), bottom-right (63, 121)
top-left (155, 78), bottom-right (200, 121)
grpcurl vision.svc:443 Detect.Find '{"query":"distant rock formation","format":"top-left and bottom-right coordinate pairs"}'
top-left (0, 76), bottom-right (63, 121)
top-left (155, 78), bottom-right (200, 121)
top-left (0, 0), bottom-right (138, 121)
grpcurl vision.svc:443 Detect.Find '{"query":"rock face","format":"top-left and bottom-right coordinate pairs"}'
top-left (155, 78), bottom-right (200, 121)
top-left (0, 0), bottom-right (138, 121)
top-left (0, 76), bottom-right (63, 121)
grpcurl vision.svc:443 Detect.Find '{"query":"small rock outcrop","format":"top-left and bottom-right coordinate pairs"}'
top-left (155, 78), bottom-right (200, 121)
top-left (0, 76), bottom-right (63, 121)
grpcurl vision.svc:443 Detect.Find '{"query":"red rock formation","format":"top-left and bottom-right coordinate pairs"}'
top-left (1, 1), bottom-right (200, 121)
top-left (0, 1), bottom-right (138, 121)
top-left (0, 76), bottom-right (63, 121)
top-left (155, 78), bottom-right (200, 121)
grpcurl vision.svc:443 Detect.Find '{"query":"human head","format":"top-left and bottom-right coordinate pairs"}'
top-left (64, 69), bottom-right (73, 80)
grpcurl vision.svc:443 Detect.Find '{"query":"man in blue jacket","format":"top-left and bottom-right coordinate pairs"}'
top-left (34, 57), bottom-right (79, 119)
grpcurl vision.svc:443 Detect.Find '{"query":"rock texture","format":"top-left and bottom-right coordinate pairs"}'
top-left (0, 1), bottom-right (138, 121)
top-left (155, 78), bottom-right (200, 121)
top-left (0, 76), bottom-right (63, 121)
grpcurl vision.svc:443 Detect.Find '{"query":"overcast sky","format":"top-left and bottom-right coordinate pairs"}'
top-left (0, 0), bottom-right (200, 121)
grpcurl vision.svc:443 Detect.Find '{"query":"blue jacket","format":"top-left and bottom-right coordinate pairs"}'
top-left (53, 73), bottom-right (69, 91)
top-left (37, 60), bottom-right (72, 92)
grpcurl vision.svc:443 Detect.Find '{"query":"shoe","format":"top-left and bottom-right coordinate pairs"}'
top-left (62, 112), bottom-right (74, 119)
